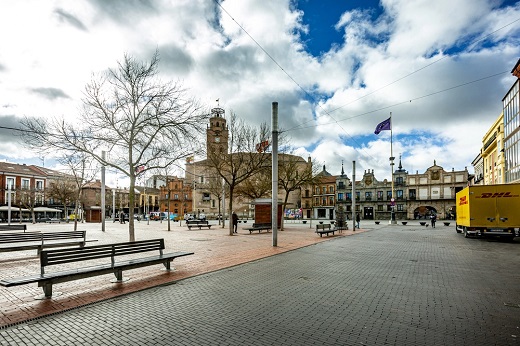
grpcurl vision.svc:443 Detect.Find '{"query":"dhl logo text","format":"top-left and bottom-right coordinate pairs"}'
top-left (475, 192), bottom-right (519, 198)
top-left (458, 196), bottom-right (468, 205)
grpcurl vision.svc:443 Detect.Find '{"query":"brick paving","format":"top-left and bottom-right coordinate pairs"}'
top-left (0, 219), bottom-right (354, 328)
top-left (1, 221), bottom-right (520, 345)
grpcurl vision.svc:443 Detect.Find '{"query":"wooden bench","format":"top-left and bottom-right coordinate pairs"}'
top-left (245, 223), bottom-right (272, 234)
top-left (316, 223), bottom-right (336, 237)
top-left (0, 238), bottom-right (194, 299)
top-left (0, 231), bottom-right (93, 254)
top-left (0, 224), bottom-right (27, 232)
top-left (186, 220), bottom-right (212, 230)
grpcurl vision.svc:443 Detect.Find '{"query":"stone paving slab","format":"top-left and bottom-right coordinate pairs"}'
top-left (2, 222), bottom-right (520, 345)
top-left (0, 220), bottom-right (356, 328)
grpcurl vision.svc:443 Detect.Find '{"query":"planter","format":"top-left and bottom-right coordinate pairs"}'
top-left (302, 220), bottom-right (307, 224)
top-left (401, 222), bottom-right (408, 225)
top-left (443, 222), bottom-right (450, 226)
top-left (419, 222), bottom-right (426, 226)
top-left (375, 221), bottom-right (380, 225)
top-left (319, 221), bottom-right (323, 224)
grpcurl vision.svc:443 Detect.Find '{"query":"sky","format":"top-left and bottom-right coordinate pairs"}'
top-left (0, 0), bottom-right (519, 188)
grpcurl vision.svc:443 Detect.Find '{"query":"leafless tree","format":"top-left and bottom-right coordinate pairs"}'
top-left (46, 177), bottom-right (76, 221)
top-left (204, 176), bottom-right (228, 226)
top-left (16, 184), bottom-right (38, 223)
top-left (58, 153), bottom-right (99, 230)
top-left (21, 51), bottom-right (208, 241)
top-left (205, 113), bottom-right (271, 235)
top-left (235, 167), bottom-right (271, 200)
top-left (277, 153), bottom-right (321, 230)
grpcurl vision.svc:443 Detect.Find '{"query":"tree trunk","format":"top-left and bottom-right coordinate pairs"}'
top-left (128, 175), bottom-right (136, 242)
top-left (281, 192), bottom-right (290, 231)
top-left (228, 186), bottom-right (234, 236)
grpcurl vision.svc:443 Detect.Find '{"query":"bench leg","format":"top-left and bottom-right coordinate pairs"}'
top-left (163, 260), bottom-right (174, 271)
top-left (35, 282), bottom-right (62, 300)
top-left (111, 269), bottom-right (130, 283)
top-left (43, 282), bottom-right (52, 298)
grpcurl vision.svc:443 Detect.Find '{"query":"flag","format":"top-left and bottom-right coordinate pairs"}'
top-left (256, 140), bottom-right (270, 153)
top-left (374, 117), bottom-right (391, 135)
top-left (135, 165), bottom-right (145, 174)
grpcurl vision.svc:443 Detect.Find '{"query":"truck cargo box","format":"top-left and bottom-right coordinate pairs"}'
top-left (455, 184), bottom-right (520, 239)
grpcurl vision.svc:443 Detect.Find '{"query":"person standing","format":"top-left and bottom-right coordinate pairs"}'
top-left (430, 213), bottom-right (436, 228)
top-left (356, 213), bottom-right (360, 229)
top-left (232, 211), bottom-right (238, 233)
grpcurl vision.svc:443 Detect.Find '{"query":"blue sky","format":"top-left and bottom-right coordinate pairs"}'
top-left (298, 0), bottom-right (382, 56)
top-left (0, 0), bottom-right (519, 187)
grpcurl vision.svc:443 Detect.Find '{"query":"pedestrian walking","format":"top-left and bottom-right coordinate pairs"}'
top-left (232, 211), bottom-right (238, 233)
top-left (356, 213), bottom-right (360, 229)
top-left (430, 213), bottom-right (436, 228)
top-left (120, 211), bottom-right (125, 224)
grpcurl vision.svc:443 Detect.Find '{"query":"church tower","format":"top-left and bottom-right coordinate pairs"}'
top-left (206, 107), bottom-right (228, 156)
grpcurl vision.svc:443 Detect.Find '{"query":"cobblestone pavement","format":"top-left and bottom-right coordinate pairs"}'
top-left (1, 222), bottom-right (520, 345)
top-left (0, 220), bottom-right (356, 328)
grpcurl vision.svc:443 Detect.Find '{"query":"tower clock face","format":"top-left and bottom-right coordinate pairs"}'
top-left (215, 137), bottom-right (220, 142)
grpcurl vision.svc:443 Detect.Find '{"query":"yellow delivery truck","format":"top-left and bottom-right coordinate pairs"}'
top-left (456, 184), bottom-right (519, 239)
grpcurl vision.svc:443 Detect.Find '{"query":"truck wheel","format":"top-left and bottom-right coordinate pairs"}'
top-left (456, 224), bottom-right (462, 234)
top-left (464, 228), bottom-right (470, 238)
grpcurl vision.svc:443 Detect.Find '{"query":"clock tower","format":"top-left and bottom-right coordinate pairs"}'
top-left (206, 107), bottom-right (228, 156)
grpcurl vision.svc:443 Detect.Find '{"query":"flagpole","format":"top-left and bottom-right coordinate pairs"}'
top-left (389, 112), bottom-right (396, 224)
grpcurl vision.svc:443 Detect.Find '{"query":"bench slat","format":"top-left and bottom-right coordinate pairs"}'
top-left (0, 251), bottom-right (194, 287)
top-left (41, 239), bottom-right (164, 266)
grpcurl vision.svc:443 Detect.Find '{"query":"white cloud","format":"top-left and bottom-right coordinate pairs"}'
top-left (0, 0), bottom-right (518, 184)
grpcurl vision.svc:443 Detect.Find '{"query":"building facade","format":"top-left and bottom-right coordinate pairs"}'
top-left (309, 160), bottom-right (468, 221)
top-left (482, 112), bottom-right (505, 185)
top-left (504, 59), bottom-right (520, 183)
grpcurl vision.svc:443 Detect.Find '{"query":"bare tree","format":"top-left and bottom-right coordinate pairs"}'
top-left (277, 154), bottom-right (321, 230)
top-left (58, 153), bottom-right (99, 230)
top-left (235, 167), bottom-right (271, 200)
top-left (204, 176), bottom-right (228, 226)
top-left (21, 51), bottom-right (208, 241)
top-left (46, 177), bottom-right (76, 221)
top-left (16, 184), bottom-right (38, 223)
top-left (205, 113), bottom-right (271, 235)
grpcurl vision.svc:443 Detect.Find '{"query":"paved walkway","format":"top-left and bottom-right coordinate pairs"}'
top-left (1, 221), bottom-right (520, 345)
top-left (0, 219), bottom-right (356, 328)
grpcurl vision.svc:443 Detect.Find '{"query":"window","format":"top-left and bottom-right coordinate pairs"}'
top-left (377, 205), bottom-right (383, 211)
top-left (35, 180), bottom-right (43, 190)
top-left (397, 204), bottom-right (403, 211)
top-left (315, 197), bottom-right (319, 205)
top-left (346, 192), bottom-right (352, 201)
top-left (329, 196), bottom-right (334, 205)
top-left (315, 187), bottom-right (320, 194)
top-left (338, 192), bottom-right (344, 201)
top-left (305, 190), bottom-right (310, 197)
top-left (21, 179), bottom-right (30, 189)
top-left (396, 176), bottom-right (404, 185)
top-left (322, 187), bottom-right (326, 194)
top-left (365, 192), bottom-right (372, 201)
top-left (322, 198), bottom-right (326, 205)
top-left (387, 191), bottom-right (392, 200)
top-left (6, 177), bottom-right (14, 190)
top-left (377, 191), bottom-right (383, 200)
top-left (329, 186), bottom-right (334, 193)
top-left (409, 189), bottom-right (416, 199)
top-left (338, 182), bottom-right (345, 189)
top-left (317, 209), bottom-right (326, 218)
top-left (356, 192), bottom-right (360, 201)
top-left (396, 190), bottom-right (403, 200)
